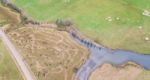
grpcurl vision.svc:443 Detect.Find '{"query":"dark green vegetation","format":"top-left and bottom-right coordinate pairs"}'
top-left (0, 39), bottom-right (23, 80)
top-left (12, 0), bottom-right (150, 54)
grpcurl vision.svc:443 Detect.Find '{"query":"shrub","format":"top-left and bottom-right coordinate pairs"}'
top-left (56, 18), bottom-right (64, 27)
top-left (56, 18), bottom-right (73, 27)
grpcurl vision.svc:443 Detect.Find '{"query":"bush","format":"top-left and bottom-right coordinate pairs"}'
top-left (56, 19), bottom-right (64, 27)
top-left (56, 18), bottom-right (73, 27)
top-left (63, 18), bottom-right (73, 26)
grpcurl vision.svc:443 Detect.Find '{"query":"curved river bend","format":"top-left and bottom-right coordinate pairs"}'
top-left (69, 31), bottom-right (150, 80)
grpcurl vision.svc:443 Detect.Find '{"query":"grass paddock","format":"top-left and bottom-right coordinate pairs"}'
top-left (12, 0), bottom-right (150, 54)
top-left (0, 39), bottom-right (23, 80)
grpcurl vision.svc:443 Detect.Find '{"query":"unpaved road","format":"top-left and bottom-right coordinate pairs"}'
top-left (0, 28), bottom-right (34, 80)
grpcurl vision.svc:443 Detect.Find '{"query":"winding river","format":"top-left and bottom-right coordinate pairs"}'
top-left (69, 30), bottom-right (150, 80)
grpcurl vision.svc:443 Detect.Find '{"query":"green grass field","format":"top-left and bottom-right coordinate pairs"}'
top-left (12, 0), bottom-right (150, 54)
top-left (0, 39), bottom-right (23, 80)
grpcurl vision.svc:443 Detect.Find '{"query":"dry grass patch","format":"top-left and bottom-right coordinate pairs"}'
top-left (0, 5), bottom-right (20, 25)
top-left (8, 26), bottom-right (89, 80)
top-left (89, 63), bottom-right (150, 80)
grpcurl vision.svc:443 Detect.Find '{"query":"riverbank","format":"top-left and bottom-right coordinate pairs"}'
top-left (89, 62), bottom-right (150, 80)
top-left (67, 26), bottom-right (150, 80)
top-left (89, 63), bottom-right (142, 80)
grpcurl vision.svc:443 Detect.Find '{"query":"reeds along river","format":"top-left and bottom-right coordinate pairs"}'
top-left (69, 31), bottom-right (150, 80)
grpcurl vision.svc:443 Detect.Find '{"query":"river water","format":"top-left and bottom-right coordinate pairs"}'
top-left (69, 31), bottom-right (150, 80)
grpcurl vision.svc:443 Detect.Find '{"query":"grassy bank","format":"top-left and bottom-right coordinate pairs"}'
top-left (12, 0), bottom-right (150, 54)
top-left (0, 39), bottom-right (23, 80)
